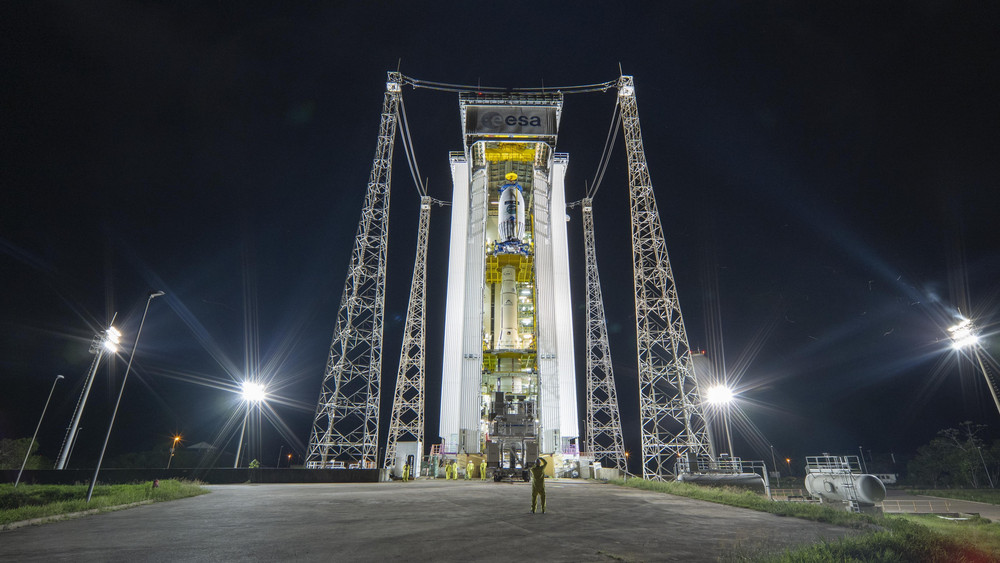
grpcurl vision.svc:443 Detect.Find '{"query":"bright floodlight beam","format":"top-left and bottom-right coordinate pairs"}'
top-left (705, 384), bottom-right (735, 456)
top-left (234, 381), bottom-right (267, 468)
top-left (241, 381), bottom-right (267, 403)
top-left (948, 318), bottom-right (980, 350)
top-left (705, 384), bottom-right (734, 404)
top-left (55, 321), bottom-right (122, 470)
top-left (947, 317), bottom-right (1000, 416)
top-left (87, 290), bottom-right (165, 502)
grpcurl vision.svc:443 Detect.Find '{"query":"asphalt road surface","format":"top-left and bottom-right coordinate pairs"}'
top-left (0, 479), bottom-right (859, 562)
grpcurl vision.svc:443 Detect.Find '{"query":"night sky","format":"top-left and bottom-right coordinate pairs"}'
top-left (3, 2), bottom-right (999, 474)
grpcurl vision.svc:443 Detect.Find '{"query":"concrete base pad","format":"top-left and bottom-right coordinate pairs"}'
top-left (0, 479), bottom-right (859, 561)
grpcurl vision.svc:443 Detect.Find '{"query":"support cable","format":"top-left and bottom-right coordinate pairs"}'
top-left (588, 102), bottom-right (622, 199)
top-left (402, 75), bottom-right (617, 95)
top-left (398, 95), bottom-right (426, 197)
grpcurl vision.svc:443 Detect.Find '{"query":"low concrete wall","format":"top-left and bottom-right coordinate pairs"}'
top-left (2, 468), bottom-right (388, 485)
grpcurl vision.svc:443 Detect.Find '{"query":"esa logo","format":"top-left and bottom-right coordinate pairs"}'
top-left (480, 111), bottom-right (542, 130)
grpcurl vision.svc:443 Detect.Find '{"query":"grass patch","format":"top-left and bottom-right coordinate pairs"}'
top-left (908, 488), bottom-right (1000, 505)
top-left (610, 477), bottom-right (872, 528)
top-left (613, 478), bottom-right (998, 562)
top-left (0, 480), bottom-right (208, 526)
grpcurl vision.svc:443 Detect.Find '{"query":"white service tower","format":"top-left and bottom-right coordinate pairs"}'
top-left (439, 92), bottom-right (579, 463)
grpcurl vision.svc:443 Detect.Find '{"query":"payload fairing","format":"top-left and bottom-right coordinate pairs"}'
top-left (439, 93), bottom-right (578, 459)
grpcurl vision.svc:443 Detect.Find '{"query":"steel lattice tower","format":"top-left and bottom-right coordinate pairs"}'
top-left (306, 72), bottom-right (401, 468)
top-left (581, 197), bottom-right (628, 473)
top-left (618, 75), bottom-right (712, 479)
top-left (384, 196), bottom-right (432, 468)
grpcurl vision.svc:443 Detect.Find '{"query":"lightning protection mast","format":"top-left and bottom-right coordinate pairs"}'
top-left (581, 197), bottom-right (628, 473)
top-left (618, 75), bottom-right (712, 479)
top-left (306, 72), bottom-right (401, 469)
top-left (384, 195), bottom-right (432, 470)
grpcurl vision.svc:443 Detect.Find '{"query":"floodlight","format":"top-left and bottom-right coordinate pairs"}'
top-left (241, 381), bottom-right (267, 403)
top-left (948, 319), bottom-right (980, 350)
top-left (705, 384), bottom-right (734, 404)
top-left (103, 326), bottom-right (122, 352)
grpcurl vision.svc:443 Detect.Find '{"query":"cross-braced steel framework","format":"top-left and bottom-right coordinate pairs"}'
top-left (618, 75), bottom-right (712, 479)
top-left (306, 72), bottom-right (401, 468)
top-left (384, 195), bottom-right (432, 468)
top-left (581, 197), bottom-right (628, 473)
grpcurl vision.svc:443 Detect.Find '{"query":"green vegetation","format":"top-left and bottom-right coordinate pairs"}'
top-left (0, 438), bottom-right (49, 471)
top-left (908, 488), bottom-right (1000, 505)
top-left (907, 421), bottom-right (999, 489)
top-left (613, 478), bottom-right (999, 561)
top-left (0, 480), bottom-right (208, 527)
top-left (611, 477), bottom-right (869, 527)
top-left (763, 515), bottom-right (994, 562)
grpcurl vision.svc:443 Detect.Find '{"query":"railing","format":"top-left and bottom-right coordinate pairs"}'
top-left (770, 488), bottom-right (813, 501)
top-left (805, 455), bottom-right (862, 474)
top-left (879, 499), bottom-right (955, 513)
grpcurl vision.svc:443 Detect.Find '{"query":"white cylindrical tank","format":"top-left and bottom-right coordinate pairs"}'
top-left (498, 175), bottom-right (525, 243)
top-left (805, 473), bottom-right (886, 505)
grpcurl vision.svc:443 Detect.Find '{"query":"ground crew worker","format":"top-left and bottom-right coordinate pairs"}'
top-left (446, 460), bottom-right (455, 480)
top-left (480, 459), bottom-right (487, 481)
top-left (530, 457), bottom-right (548, 513)
top-left (402, 462), bottom-right (410, 482)
top-left (466, 460), bottom-right (474, 480)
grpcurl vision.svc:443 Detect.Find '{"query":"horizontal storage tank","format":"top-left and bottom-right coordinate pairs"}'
top-left (804, 473), bottom-right (886, 505)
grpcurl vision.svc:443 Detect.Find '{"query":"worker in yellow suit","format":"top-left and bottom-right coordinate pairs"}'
top-left (445, 461), bottom-right (453, 480)
top-left (530, 457), bottom-right (548, 513)
top-left (448, 460), bottom-right (457, 480)
top-left (402, 462), bottom-right (410, 482)
top-left (480, 459), bottom-right (488, 481)
top-left (466, 460), bottom-right (474, 480)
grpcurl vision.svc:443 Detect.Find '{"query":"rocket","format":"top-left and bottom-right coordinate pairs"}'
top-left (498, 172), bottom-right (525, 245)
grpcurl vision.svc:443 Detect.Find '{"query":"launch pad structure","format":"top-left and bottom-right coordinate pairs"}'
top-left (306, 72), bottom-right (713, 480)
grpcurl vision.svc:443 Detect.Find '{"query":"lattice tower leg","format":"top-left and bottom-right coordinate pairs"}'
top-left (581, 198), bottom-right (628, 473)
top-left (617, 75), bottom-right (712, 480)
top-left (384, 196), bottom-right (432, 469)
top-left (306, 72), bottom-right (402, 469)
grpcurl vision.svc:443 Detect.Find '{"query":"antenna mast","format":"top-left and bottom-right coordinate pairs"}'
top-left (618, 75), bottom-right (711, 479)
top-left (306, 72), bottom-right (402, 468)
top-left (581, 197), bottom-right (628, 473)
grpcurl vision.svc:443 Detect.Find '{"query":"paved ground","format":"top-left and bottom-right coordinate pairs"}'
top-left (0, 479), bottom-right (860, 562)
top-left (882, 488), bottom-right (1000, 520)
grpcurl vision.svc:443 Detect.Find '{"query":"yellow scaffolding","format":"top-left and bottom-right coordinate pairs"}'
top-left (484, 143), bottom-right (536, 163)
top-left (485, 255), bottom-right (500, 283)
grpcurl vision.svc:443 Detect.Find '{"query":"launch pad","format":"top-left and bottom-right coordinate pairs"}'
top-left (306, 72), bottom-right (715, 482)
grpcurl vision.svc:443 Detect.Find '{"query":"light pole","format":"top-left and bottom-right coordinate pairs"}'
top-left (706, 384), bottom-right (735, 456)
top-left (166, 435), bottom-right (181, 469)
top-left (233, 381), bottom-right (266, 468)
top-left (949, 318), bottom-right (1000, 416)
top-left (277, 445), bottom-right (285, 468)
top-left (55, 323), bottom-right (121, 470)
top-left (87, 290), bottom-right (164, 503)
top-left (770, 444), bottom-right (778, 479)
top-left (16, 374), bottom-right (65, 487)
